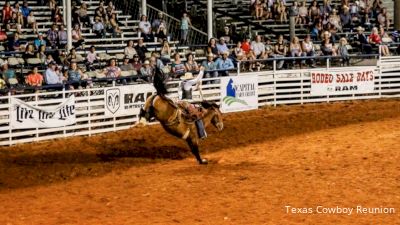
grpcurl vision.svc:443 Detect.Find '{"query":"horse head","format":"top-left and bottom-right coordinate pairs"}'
top-left (201, 101), bottom-right (224, 131)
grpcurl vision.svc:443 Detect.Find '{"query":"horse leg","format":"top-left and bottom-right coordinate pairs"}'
top-left (187, 138), bottom-right (208, 164)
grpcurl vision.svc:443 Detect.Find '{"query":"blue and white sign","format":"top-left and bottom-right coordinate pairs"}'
top-left (220, 75), bottom-right (258, 113)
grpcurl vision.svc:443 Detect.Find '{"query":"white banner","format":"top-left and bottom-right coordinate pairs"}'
top-left (220, 75), bottom-right (258, 113)
top-left (10, 96), bottom-right (76, 129)
top-left (104, 84), bottom-right (156, 117)
top-left (311, 69), bottom-right (375, 95)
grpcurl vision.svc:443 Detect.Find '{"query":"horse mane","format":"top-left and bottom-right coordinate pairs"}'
top-left (200, 101), bottom-right (220, 109)
top-left (153, 67), bottom-right (168, 96)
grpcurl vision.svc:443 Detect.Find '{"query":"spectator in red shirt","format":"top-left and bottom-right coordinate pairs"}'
top-left (2, 1), bottom-right (12, 23)
top-left (25, 67), bottom-right (43, 88)
top-left (241, 37), bottom-right (251, 54)
top-left (369, 27), bottom-right (389, 56)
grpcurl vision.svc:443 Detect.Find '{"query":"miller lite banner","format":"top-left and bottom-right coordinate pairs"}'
top-left (310, 69), bottom-right (375, 95)
top-left (10, 96), bottom-right (76, 129)
top-left (104, 84), bottom-right (156, 117)
top-left (220, 75), bottom-right (258, 113)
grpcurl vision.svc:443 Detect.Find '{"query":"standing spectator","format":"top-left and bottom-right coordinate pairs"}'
top-left (2, 1), bottom-right (12, 24)
top-left (138, 15), bottom-right (153, 42)
top-left (201, 53), bottom-right (218, 82)
top-left (93, 17), bottom-right (106, 38)
top-left (25, 66), bottom-right (43, 87)
top-left (216, 37), bottom-right (229, 56)
top-left (185, 53), bottom-right (199, 73)
top-left (103, 59), bottom-right (121, 78)
top-left (124, 40), bottom-right (138, 59)
top-left (180, 12), bottom-right (192, 44)
top-left (58, 24), bottom-right (68, 49)
top-left (135, 38), bottom-right (148, 62)
top-left (72, 24), bottom-right (84, 49)
top-left (171, 53), bottom-right (186, 77)
top-left (34, 33), bottom-right (47, 50)
top-left (45, 62), bottom-right (63, 85)
top-left (216, 51), bottom-right (234, 76)
top-left (338, 37), bottom-right (350, 66)
top-left (47, 24), bottom-right (59, 49)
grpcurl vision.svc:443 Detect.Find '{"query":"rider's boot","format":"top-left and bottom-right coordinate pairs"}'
top-left (195, 119), bottom-right (207, 139)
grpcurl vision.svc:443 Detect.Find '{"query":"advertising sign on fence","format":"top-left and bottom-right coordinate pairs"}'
top-left (104, 84), bottom-right (156, 117)
top-left (10, 95), bottom-right (76, 129)
top-left (310, 69), bottom-right (375, 95)
top-left (220, 75), bottom-right (258, 113)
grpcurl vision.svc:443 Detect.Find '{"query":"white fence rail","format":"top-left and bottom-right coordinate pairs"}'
top-left (1, 57), bottom-right (400, 146)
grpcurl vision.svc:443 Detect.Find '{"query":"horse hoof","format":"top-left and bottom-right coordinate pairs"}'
top-left (199, 159), bottom-right (208, 164)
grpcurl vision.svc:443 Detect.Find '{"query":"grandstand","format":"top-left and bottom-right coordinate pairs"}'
top-left (0, 0), bottom-right (397, 94)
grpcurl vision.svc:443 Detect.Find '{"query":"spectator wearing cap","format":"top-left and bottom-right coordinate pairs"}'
top-left (25, 67), bottom-right (43, 88)
top-left (34, 33), bottom-right (46, 50)
top-left (216, 37), bottom-right (229, 56)
top-left (353, 26), bottom-right (371, 54)
top-left (120, 57), bottom-right (134, 71)
top-left (216, 51), bottom-right (234, 77)
top-left (140, 60), bottom-right (153, 82)
top-left (124, 40), bottom-right (138, 59)
top-left (132, 54), bottom-right (142, 72)
top-left (45, 62), bottom-right (63, 85)
top-left (47, 24), bottom-right (59, 49)
top-left (201, 53), bottom-right (218, 83)
top-left (139, 15), bottom-right (153, 42)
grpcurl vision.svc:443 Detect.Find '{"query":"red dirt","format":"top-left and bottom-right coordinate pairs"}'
top-left (0, 99), bottom-right (399, 225)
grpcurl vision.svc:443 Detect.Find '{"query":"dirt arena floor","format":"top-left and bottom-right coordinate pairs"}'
top-left (0, 99), bottom-right (399, 225)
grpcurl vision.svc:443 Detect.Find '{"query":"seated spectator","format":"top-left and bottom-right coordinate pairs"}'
top-left (254, 0), bottom-right (263, 19)
top-left (45, 62), bottom-right (63, 85)
top-left (321, 38), bottom-right (337, 56)
top-left (45, 54), bottom-right (55, 66)
top-left (353, 26), bottom-right (372, 54)
top-left (52, 5), bottom-right (63, 23)
top-left (139, 15), bottom-right (153, 42)
top-left (309, 0), bottom-right (320, 23)
top-left (152, 12), bottom-right (165, 32)
top-left (72, 24), bottom-right (84, 49)
top-left (140, 60), bottom-right (153, 81)
top-left (47, 24), bottom-right (59, 49)
top-left (185, 53), bottom-right (199, 73)
top-left (289, 36), bottom-right (303, 67)
top-left (216, 37), bottom-right (229, 56)
top-left (124, 40), bottom-right (138, 59)
top-left (120, 57), bottom-right (134, 71)
top-left (6, 12), bottom-right (22, 34)
top-left (310, 20), bottom-right (323, 41)
top-left (241, 37), bottom-right (251, 56)
top-left (277, 0), bottom-right (287, 23)
top-left (2, 1), bottom-right (12, 24)
top-left (377, 8), bottom-right (390, 30)
top-left (155, 25), bottom-right (167, 42)
top-left (86, 46), bottom-right (99, 71)
top-left (0, 26), bottom-right (7, 42)
top-left (21, 1), bottom-right (32, 19)
top-left (274, 35), bottom-right (287, 69)
top-left (265, 37), bottom-right (274, 58)
top-left (8, 33), bottom-right (21, 51)
top-left (77, 3), bottom-right (90, 27)
top-left (151, 52), bottom-right (164, 69)
top-left (340, 6), bottom-right (352, 29)
top-left (103, 59), bottom-right (121, 78)
top-left (49, 0), bottom-right (57, 10)
top-left (135, 38), bottom-right (148, 62)
top-left (36, 45), bottom-right (47, 63)
top-left (301, 35), bottom-right (316, 67)
top-left (171, 53), bottom-right (186, 77)
top-left (109, 14), bottom-right (122, 37)
top-left (320, 0), bottom-right (332, 17)
top-left (1, 63), bottom-right (17, 87)
top-left (233, 41), bottom-right (247, 61)
top-left (58, 24), bottom-right (68, 49)
top-left (251, 35), bottom-right (267, 59)
top-left (369, 27), bottom-right (390, 56)
top-left (298, 1), bottom-right (308, 25)
top-left (329, 9), bottom-right (341, 31)
top-left (34, 33), bottom-right (47, 50)
top-left (207, 38), bottom-right (219, 58)
top-left (64, 48), bottom-right (77, 66)
top-left (291, 1), bottom-right (300, 24)
top-left (93, 17), bottom-right (106, 38)
top-left (201, 53), bottom-right (218, 82)
top-left (160, 40), bottom-right (172, 64)
top-left (25, 66), bottom-right (43, 87)
top-left (220, 26), bottom-right (232, 43)
top-left (216, 51), bottom-right (234, 76)
top-left (338, 37), bottom-right (350, 66)
top-left (23, 44), bottom-right (36, 61)
top-left (27, 11), bottom-right (38, 34)
top-left (66, 62), bottom-right (83, 89)
top-left (132, 54), bottom-right (142, 72)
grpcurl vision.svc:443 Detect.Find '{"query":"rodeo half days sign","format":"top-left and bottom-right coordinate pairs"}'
top-left (10, 95), bottom-right (76, 129)
top-left (104, 84), bottom-right (156, 117)
top-left (310, 68), bottom-right (375, 95)
top-left (220, 75), bottom-right (258, 113)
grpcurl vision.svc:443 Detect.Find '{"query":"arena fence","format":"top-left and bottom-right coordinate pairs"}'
top-left (1, 56), bottom-right (400, 146)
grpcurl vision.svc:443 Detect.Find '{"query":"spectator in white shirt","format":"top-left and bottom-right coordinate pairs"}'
top-left (138, 15), bottom-right (153, 42)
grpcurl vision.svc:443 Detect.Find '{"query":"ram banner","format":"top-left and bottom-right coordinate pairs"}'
top-left (104, 84), bottom-right (156, 117)
top-left (10, 95), bottom-right (76, 129)
top-left (220, 75), bottom-right (258, 113)
top-left (310, 69), bottom-right (375, 95)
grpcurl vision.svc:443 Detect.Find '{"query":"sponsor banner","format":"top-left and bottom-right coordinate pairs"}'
top-left (220, 75), bottom-right (258, 113)
top-left (104, 84), bottom-right (156, 117)
top-left (10, 96), bottom-right (76, 129)
top-left (311, 69), bottom-right (375, 95)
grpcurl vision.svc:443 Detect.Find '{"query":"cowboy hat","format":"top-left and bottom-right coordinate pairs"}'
top-left (180, 72), bottom-right (194, 80)
top-left (356, 26), bottom-right (365, 31)
top-left (207, 53), bottom-right (214, 57)
top-left (144, 60), bottom-right (150, 65)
